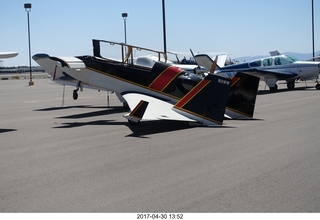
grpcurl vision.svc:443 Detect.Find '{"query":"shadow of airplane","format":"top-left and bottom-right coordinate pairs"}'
top-left (258, 86), bottom-right (314, 95)
top-left (46, 105), bottom-right (236, 137)
top-left (56, 106), bottom-right (126, 119)
top-left (52, 119), bottom-right (234, 138)
top-left (0, 128), bottom-right (17, 133)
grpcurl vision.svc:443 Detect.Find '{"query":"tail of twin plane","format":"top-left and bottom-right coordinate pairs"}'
top-left (125, 71), bottom-right (259, 126)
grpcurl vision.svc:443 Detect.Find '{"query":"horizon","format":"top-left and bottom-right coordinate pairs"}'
top-left (1, 50), bottom-right (320, 68)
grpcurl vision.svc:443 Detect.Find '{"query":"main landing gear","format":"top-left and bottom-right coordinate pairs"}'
top-left (315, 77), bottom-right (320, 90)
top-left (269, 84), bottom-right (278, 91)
top-left (287, 81), bottom-right (295, 90)
top-left (73, 81), bottom-right (82, 100)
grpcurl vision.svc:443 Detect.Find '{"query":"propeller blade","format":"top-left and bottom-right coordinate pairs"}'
top-left (210, 56), bottom-right (218, 74)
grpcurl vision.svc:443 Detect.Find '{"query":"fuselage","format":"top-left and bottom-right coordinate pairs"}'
top-left (219, 54), bottom-right (320, 80)
top-left (55, 55), bottom-right (202, 105)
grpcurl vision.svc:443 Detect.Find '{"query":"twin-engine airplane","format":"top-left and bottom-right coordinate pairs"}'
top-left (195, 50), bottom-right (320, 91)
top-left (33, 39), bottom-right (259, 126)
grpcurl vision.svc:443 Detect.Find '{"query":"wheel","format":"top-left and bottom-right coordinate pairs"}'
top-left (287, 81), bottom-right (295, 90)
top-left (73, 91), bottom-right (78, 100)
top-left (269, 84), bottom-right (278, 91)
top-left (316, 84), bottom-right (320, 90)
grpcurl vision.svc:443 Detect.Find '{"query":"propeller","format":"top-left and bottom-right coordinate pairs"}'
top-left (209, 55), bottom-right (218, 74)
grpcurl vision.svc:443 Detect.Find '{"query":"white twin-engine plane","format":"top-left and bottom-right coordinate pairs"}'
top-left (195, 50), bottom-right (320, 91)
top-left (33, 39), bottom-right (260, 126)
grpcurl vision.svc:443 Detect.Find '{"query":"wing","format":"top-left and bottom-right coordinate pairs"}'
top-left (237, 69), bottom-right (298, 80)
top-left (250, 69), bottom-right (298, 79)
top-left (0, 52), bottom-right (18, 59)
top-left (123, 93), bottom-right (196, 122)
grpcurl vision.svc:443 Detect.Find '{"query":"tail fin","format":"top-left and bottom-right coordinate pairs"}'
top-left (173, 74), bottom-right (231, 126)
top-left (225, 72), bottom-right (260, 119)
top-left (126, 100), bottom-right (149, 124)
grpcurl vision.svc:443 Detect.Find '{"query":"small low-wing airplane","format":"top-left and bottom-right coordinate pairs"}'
top-left (33, 39), bottom-right (259, 125)
top-left (195, 50), bottom-right (320, 91)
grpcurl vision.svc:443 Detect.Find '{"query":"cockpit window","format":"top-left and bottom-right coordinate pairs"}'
top-left (249, 60), bottom-right (261, 67)
top-left (274, 57), bottom-right (290, 65)
top-left (285, 55), bottom-right (299, 63)
top-left (263, 58), bottom-right (273, 66)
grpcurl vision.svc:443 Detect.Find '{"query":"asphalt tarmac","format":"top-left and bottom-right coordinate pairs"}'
top-left (1, 79), bottom-right (320, 212)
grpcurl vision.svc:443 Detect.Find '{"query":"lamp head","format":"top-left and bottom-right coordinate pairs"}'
top-left (24, 3), bottom-right (32, 12)
top-left (122, 13), bottom-right (128, 19)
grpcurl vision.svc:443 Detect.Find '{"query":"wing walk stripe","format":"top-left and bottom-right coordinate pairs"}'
top-left (174, 79), bottom-right (210, 108)
top-left (149, 66), bottom-right (183, 91)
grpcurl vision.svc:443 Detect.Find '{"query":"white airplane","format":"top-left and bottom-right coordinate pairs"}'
top-left (33, 39), bottom-right (260, 125)
top-left (195, 50), bottom-right (320, 91)
top-left (0, 52), bottom-right (18, 59)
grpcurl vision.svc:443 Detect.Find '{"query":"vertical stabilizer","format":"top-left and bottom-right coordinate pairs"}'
top-left (173, 74), bottom-right (231, 126)
top-left (226, 72), bottom-right (260, 119)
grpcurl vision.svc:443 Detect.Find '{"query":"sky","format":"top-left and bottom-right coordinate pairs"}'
top-left (0, 0), bottom-right (319, 67)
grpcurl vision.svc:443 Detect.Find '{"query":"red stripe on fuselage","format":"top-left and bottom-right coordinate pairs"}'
top-left (231, 76), bottom-right (240, 87)
top-left (149, 66), bottom-right (183, 91)
top-left (175, 79), bottom-right (210, 108)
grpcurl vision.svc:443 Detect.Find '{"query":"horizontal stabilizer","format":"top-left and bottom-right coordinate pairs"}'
top-left (122, 93), bottom-right (197, 122)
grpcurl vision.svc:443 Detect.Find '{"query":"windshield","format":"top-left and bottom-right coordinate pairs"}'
top-left (285, 55), bottom-right (299, 63)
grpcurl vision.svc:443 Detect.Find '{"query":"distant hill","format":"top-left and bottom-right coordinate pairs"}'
top-left (234, 51), bottom-right (320, 62)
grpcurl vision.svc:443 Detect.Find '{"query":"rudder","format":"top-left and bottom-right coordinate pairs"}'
top-left (173, 74), bottom-right (231, 126)
top-left (226, 72), bottom-right (260, 119)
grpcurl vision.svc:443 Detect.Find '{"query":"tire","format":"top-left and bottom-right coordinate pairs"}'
top-left (316, 84), bottom-right (320, 90)
top-left (287, 82), bottom-right (295, 90)
top-left (73, 92), bottom-right (78, 100)
top-left (269, 84), bottom-right (278, 91)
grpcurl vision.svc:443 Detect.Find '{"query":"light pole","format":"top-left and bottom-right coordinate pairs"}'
top-left (312, 0), bottom-right (315, 61)
top-left (122, 13), bottom-right (128, 45)
top-left (162, 0), bottom-right (167, 55)
top-left (24, 3), bottom-right (33, 86)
